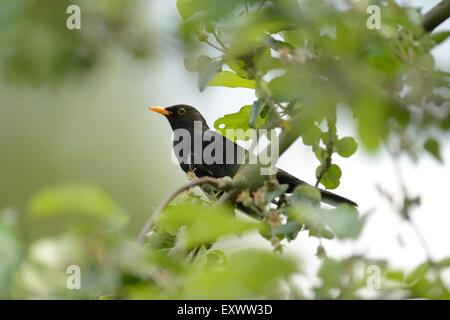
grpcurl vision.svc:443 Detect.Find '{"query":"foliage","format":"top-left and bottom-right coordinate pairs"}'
top-left (0, 183), bottom-right (448, 299)
top-left (0, 0), bottom-right (449, 300)
top-left (0, 0), bottom-right (153, 84)
top-left (169, 0), bottom-right (449, 299)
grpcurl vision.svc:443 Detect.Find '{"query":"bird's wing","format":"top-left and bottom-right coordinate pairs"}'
top-left (276, 168), bottom-right (309, 192)
top-left (276, 168), bottom-right (357, 207)
top-left (182, 128), bottom-right (357, 207)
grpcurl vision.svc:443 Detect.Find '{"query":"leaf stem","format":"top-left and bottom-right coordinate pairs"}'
top-left (212, 31), bottom-right (228, 51)
top-left (205, 39), bottom-right (225, 52)
top-left (390, 153), bottom-right (434, 262)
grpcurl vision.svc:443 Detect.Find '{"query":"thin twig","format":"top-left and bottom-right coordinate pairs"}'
top-left (205, 39), bottom-right (225, 52)
top-left (410, 218), bottom-right (434, 263)
top-left (212, 31), bottom-right (227, 51)
top-left (137, 177), bottom-right (230, 244)
top-left (422, 0), bottom-right (450, 33)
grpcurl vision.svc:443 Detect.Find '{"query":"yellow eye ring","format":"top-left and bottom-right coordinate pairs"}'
top-left (177, 107), bottom-right (186, 115)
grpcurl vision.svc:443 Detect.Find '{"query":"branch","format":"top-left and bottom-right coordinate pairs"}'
top-left (204, 39), bottom-right (225, 52)
top-left (389, 152), bottom-right (434, 262)
top-left (137, 177), bottom-right (232, 244)
top-left (422, 0), bottom-right (450, 33)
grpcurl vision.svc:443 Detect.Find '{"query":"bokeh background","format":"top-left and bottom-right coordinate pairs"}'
top-left (0, 0), bottom-right (449, 295)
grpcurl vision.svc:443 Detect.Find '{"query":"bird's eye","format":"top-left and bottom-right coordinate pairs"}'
top-left (177, 107), bottom-right (186, 115)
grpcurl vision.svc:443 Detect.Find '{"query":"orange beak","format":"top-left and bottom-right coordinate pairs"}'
top-left (148, 106), bottom-right (172, 116)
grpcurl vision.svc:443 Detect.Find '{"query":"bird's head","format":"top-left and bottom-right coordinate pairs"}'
top-left (148, 104), bottom-right (209, 131)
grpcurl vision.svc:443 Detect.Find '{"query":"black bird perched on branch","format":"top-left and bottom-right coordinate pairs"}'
top-left (149, 104), bottom-right (356, 207)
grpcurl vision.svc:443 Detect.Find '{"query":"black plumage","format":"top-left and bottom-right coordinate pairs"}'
top-left (149, 104), bottom-right (357, 207)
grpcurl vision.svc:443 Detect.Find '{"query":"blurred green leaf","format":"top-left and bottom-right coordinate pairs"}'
top-left (272, 221), bottom-right (302, 239)
top-left (431, 31), bottom-right (450, 46)
top-left (356, 98), bottom-right (387, 150)
top-left (302, 125), bottom-right (322, 146)
top-left (319, 205), bottom-right (365, 240)
top-left (145, 225), bottom-right (177, 251)
top-left (385, 269), bottom-right (405, 283)
top-left (159, 203), bottom-right (258, 248)
top-left (209, 71), bottom-right (256, 89)
top-left (249, 99), bottom-right (266, 128)
top-left (268, 72), bottom-right (302, 103)
top-left (184, 249), bottom-right (297, 299)
top-left (177, 0), bottom-right (206, 20)
top-left (437, 257), bottom-right (450, 269)
top-left (264, 183), bottom-right (289, 204)
top-left (317, 258), bottom-right (345, 291)
top-left (293, 184), bottom-right (321, 204)
top-left (336, 137), bottom-right (358, 158)
top-left (318, 164), bottom-right (342, 190)
top-left (288, 201), bottom-right (335, 240)
top-left (28, 184), bottom-right (127, 228)
top-left (0, 0), bottom-right (153, 84)
top-left (198, 58), bottom-right (222, 92)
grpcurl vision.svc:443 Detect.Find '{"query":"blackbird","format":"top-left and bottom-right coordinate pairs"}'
top-left (149, 104), bottom-right (357, 207)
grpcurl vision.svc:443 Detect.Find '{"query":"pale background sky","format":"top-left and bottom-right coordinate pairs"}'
top-left (144, 0), bottom-right (450, 291)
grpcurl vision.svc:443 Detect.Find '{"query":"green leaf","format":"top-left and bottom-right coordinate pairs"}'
top-left (264, 183), bottom-right (289, 204)
top-left (145, 225), bottom-right (177, 251)
top-left (385, 269), bottom-right (405, 283)
top-left (302, 125), bottom-right (322, 146)
top-left (318, 258), bottom-right (345, 289)
top-left (159, 203), bottom-right (258, 248)
top-left (336, 136), bottom-right (358, 157)
top-left (289, 189), bottom-right (338, 240)
top-left (209, 71), bottom-right (256, 89)
top-left (424, 138), bottom-right (442, 162)
top-left (319, 204), bottom-right (365, 240)
top-left (406, 261), bottom-right (431, 285)
top-left (28, 184), bottom-right (127, 228)
top-left (356, 98), bottom-right (387, 150)
top-left (176, 0), bottom-right (206, 20)
top-left (293, 185), bottom-right (321, 204)
top-left (313, 145), bottom-right (326, 163)
top-left (272, 221), bottom-right (302, 238)
top-left (198, 59), bottom-right (222, 92)
top-left (205, 250), bottom-right (228, 268)
top-left (268, 72), bottom-right (302, 102)
top-left (254, 48), bottom-right (281, 74)
top-left (318, 164), bottom-right (342, 190)
top-left (438, 257), bottom-right (450, 269)
top-left (431, 31), bottom-right (450, 46)
top-left (183, 249), bottom-right (297, 299)
top-left (214, 105), bottom-right (264, 141)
